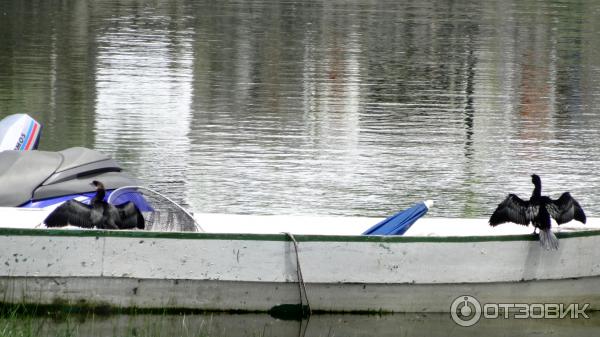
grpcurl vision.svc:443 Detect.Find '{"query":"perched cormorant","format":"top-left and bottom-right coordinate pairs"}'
top-left (44, 180), bottom-right (145, 230)
top-left (489, 174), bottom-right (586, 250)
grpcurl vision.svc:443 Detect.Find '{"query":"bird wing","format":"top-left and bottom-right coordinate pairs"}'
top-left (489, 194), bottom-right (537, 226)
top-left (44, 200), bottom-right (95, 228)
top-left (113, 202), bottom-right (145, 229)
top-left (546, 192), bottom-right (587, 225)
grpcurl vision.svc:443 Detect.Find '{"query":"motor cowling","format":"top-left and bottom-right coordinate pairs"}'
top-left (0, 114), bottom-right (42, 151)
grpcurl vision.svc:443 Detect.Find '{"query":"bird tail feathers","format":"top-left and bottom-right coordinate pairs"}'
top-left (539, 229), bottom-right (559, 250)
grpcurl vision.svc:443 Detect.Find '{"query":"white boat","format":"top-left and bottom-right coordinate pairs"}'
top-left (2, 116), bottom-right (597, 315)
top-left (1, 209), bottom-right (599, 314)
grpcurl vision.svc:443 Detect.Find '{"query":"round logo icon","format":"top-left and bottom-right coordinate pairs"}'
top-left (450, 295), bottom-right (482, 327)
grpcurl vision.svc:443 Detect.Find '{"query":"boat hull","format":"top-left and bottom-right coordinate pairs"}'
top-left (1, 228), bottom-right (599, 313)
top-left (1, 275), bottom-right (599, 313)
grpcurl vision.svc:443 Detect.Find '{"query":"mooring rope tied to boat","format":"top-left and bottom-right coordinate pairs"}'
top-left (283, 232), bottom-right (312, 316)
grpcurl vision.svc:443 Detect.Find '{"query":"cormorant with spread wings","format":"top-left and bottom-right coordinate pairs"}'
top-left (44, 180), bottom-right (145, 230)
top-left (489, 174), bottom-right (586, 250)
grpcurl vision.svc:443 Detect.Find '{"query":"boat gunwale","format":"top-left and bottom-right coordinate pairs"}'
top-left (1, 227), bottom-right (600, 243)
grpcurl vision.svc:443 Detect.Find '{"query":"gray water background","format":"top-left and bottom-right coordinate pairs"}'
top-left (2, 0), bottom-right (600, 218)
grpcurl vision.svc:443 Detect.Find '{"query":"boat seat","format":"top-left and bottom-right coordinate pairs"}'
top-left (0, 147), bottom-right (126, 207)
top-left (0, 150), bottom-right (62, 206)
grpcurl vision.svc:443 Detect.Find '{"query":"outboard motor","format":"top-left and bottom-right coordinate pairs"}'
top-left (0, 114), bottom-right (144, 209)
top-left (0, 113), bottom-right (200, 232)
top-left (0, 114), bottom-right (42, 151)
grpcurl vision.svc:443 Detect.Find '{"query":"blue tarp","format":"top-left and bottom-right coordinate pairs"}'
top-left (362, 201), bottom-right (430, 235)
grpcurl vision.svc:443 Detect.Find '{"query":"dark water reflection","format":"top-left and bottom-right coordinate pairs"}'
top-left (1, 312), bottom-right (599, 337)
top-left (1, 0), bottom-right (600, 217)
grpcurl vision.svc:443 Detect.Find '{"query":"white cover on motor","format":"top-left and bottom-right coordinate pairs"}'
top-left (0, 113), bottom-right (41, 151)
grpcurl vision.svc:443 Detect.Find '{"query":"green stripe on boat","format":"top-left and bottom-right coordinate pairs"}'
top-left (1, 227), bottom-right (599, 243)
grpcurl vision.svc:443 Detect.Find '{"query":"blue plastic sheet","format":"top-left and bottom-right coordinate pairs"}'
top-left (362, 201), bottom-right (430, 235)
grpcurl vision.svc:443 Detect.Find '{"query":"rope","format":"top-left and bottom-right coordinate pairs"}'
top-left (283, 232), bottom-right (312, 316)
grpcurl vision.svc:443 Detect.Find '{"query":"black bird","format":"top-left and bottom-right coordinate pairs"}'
top-left (44, 180), bottom-right (145, 230)
top-left (489, 174), bottom-right (586, 250)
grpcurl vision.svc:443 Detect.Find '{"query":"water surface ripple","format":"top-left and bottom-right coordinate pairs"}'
top-left (1, 0), bottom-right (599, 218)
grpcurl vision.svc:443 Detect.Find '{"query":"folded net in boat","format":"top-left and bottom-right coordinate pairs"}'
top-left (108, 186), bottom-right (203, 232)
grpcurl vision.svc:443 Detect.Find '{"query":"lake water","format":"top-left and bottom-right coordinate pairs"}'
top-left (1, 0), bottom-right (600, 218)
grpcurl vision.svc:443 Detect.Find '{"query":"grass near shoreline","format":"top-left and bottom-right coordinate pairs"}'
top-left (0, 303), bottom-right (290, 337)
top-left (0, 305), bottom-right (220, 337)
